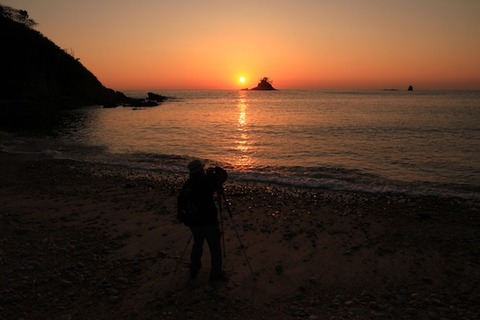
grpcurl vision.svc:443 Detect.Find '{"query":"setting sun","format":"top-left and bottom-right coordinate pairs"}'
top-left (3, 0), bottom-right (479, 90)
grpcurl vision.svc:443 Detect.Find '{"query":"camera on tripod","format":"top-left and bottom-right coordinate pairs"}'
top-left (206, 166), bottom-right (228, 188)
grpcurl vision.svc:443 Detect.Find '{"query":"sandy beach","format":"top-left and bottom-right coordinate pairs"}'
top-left (1, 151), bottom-right (479, 319)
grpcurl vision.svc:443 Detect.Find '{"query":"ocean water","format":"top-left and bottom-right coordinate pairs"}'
top-left (1, 90), bottom-right (480, 200)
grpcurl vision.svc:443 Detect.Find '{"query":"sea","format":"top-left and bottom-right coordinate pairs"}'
top-left (1, 90), bottom-right (480, 200)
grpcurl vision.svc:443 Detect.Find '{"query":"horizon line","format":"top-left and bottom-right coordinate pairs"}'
top-left (118, 87), bottom-right (480, 92)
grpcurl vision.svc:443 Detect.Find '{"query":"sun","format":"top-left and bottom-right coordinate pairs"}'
top-left (239, 76), bottom-right (246, 83)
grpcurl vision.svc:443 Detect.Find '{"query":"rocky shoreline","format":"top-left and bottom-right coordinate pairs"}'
top-left (0, 151), bottom-right (479, 319)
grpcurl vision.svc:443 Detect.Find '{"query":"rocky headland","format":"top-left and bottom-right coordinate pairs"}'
top-left (0, 5), bottom-right (165, 124)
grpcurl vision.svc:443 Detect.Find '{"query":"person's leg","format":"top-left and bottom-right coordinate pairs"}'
top-left (189, 226), bottom-right (205, 278)
top-left (205, 225), bottom-right (223, 281)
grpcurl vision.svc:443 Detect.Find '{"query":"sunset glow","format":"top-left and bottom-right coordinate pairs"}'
top-left (3, 0), bottom-right (480, 90)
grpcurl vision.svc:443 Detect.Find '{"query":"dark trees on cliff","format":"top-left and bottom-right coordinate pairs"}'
top-left (0, 5), bottom-right (36, 28)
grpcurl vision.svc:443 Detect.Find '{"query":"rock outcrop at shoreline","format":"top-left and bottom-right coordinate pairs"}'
top-left (104, 92), bottom-right (168, 108)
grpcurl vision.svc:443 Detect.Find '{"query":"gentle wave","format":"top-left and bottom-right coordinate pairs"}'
top-left (1, 137), bottom-right (479, 201)
top-left (83, 151), bottom-right (480, 201)
top-left (2, 89), bottom-right (480, 202)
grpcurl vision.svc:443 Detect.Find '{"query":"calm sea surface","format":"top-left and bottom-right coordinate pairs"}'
top-left (2, 90), bottom-right (480, 199)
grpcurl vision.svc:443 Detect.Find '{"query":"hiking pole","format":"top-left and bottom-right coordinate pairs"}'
top-left (216, 189), bottom-right (227, 258)
top-left (220, 188), bottom-right (256, 281)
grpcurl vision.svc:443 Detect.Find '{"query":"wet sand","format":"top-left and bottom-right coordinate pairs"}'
top-left (0, 151), bottom-right (479, 319)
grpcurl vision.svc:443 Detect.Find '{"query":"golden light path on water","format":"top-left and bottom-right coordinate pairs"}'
top-left (49, 89), bottom-right (480, 192)
top-left (234, 91), bottom-right (254, 169)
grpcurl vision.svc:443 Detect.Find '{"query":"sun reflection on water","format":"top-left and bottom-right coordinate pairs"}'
top-left (234, 92), bottom-right (254, 169)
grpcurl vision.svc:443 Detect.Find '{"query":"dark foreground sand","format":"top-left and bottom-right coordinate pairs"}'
top-left (0, 151), bottom-right (479, 320)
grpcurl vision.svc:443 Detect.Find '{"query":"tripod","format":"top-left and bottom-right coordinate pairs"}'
top-left (217, 187), bottom-right (256, 281)
top-left (170, 187), bottom-right (255, 287)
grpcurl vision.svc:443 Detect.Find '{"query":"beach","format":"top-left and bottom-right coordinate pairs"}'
top-left (1, 151), bottom-right (479, 320)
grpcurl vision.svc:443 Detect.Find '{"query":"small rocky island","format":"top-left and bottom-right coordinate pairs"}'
top-left (249, 77), bottom-right (276, 90)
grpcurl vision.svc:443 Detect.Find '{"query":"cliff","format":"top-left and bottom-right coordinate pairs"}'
top-left (0, 5), bottom-right (130, 118)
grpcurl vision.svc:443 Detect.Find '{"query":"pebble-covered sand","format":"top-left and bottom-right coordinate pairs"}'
top-left (1, 151), bottom-right (479, 319)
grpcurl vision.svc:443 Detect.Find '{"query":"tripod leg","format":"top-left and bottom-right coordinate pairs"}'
top-left (217, 192), bottom-right (226, 258)
top-left (220, 189), bottom-right (256, 281)
top-left (173, 234), bottom-right (192, 276)
top-left (167, 233), bottom-right (193, 292)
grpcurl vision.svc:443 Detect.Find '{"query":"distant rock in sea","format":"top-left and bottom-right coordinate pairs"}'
top-left (250, 77), bottom-right (276, 90)
top-left (408, 85), bottom-right (414, 91)
top-left (147, 92), bottom-right (167, 102)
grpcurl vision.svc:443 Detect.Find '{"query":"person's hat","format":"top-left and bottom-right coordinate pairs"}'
top-left (187, 160), bottom-right (204, 174)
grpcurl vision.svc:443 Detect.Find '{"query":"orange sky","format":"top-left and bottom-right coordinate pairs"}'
top-left (4, 0), bottom-right (480, 90)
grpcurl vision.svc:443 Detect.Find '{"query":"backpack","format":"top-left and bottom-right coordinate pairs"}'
top-left (176, 179), bottom-right (198, 226)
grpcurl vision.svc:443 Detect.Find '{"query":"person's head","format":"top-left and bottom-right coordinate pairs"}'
top-left (187, 159), bottom-right (205, 178)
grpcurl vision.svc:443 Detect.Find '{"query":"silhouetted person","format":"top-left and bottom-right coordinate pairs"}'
top-left (182, 160), bottom-right (227, 282)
